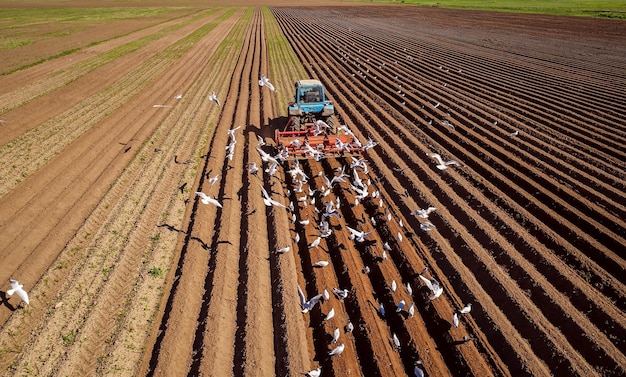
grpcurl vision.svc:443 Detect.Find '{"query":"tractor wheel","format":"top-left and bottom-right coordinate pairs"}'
top-left (324, 116), bottom-right (335, 133)
top-left (291, 116), bottom-right (301, 131)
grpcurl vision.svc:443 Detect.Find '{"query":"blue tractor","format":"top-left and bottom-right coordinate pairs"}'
top-left (287, 79), bottom-right (335, 131)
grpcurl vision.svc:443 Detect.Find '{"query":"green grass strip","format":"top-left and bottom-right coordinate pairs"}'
top-left (342, 0), bottom-right (626, 19)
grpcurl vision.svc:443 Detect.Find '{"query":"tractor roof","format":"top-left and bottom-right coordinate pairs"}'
top-left (297, 79), bottom-right (323, 87)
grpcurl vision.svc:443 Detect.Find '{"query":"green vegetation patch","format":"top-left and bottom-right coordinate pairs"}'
top-left (345, 0), bottom-right (626, 19)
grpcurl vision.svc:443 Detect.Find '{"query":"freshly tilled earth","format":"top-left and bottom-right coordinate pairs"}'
top-left (0, 4), bottom-right (624, 377)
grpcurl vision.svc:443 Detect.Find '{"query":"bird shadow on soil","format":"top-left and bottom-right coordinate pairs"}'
top-left (157, 223), bottom-right (185, 234)
top-left (0, 291), bottom-right (17, 311)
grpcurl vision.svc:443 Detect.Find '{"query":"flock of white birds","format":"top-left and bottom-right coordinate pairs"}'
top-left (186, 73), bottom-right (475, 376)
top-left (4, 73), bottom-right (473, 377)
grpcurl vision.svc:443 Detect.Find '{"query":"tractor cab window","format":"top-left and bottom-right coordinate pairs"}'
top-left (300, 86), bottom-right (323, 103)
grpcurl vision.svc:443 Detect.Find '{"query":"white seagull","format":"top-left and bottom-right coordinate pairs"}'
top-left (346, 321), bottom-right (354, 333)
top-left (460, 303), bottom-right (472, 314)
top-left (276, 246), bottom-right (290, 254)
top-left (392, 333), bottom-right (401, 349)
top-left (248, 162), bottom-right (259, 175)
top-left (346, 226), bottom-right (372, 242)
top-left (408, 303), bottom-right (415, 317)
top-left (195, 192), bottom-right (222, 208)
top-left (308, 237), bottom-right (321, 249)
top-left (453, 312), bottom-right (459, 328)
top-left (261, 185), bottom-right (286, 208)
top-left (328, 343), bottom-right (345, 356)
top-left (426, 153), bottom-right (460, 170)
top-left (209, 91), bottom-right (220, 106)
top-left (209, 174), bottom-right (219, 186)
top-left (314, 260), bottom-right (329, 267)
top-left (298, 285), bottom-right (323, 313)
top-left (258, 74), bottom-right (277, 92)
top-left (419, 274), bottom-right (444, 300)
top-left (420, 222), bottom-right (436, 231)
top-left (332, 328), bottom-right (340, 343)
top-left (324, 308), bottom-right (335, 321)
top-left (333, 288), bottom-right (349, 300)
top-left (411, 206), bottom-right (437, 219)
top-left (306, 367), bottom-right (321, 377)
top-left (7, 279), bottom-right (29, 305)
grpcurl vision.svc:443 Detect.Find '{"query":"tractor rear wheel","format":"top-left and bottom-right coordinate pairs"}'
top-left (291, 116), bottom-right (301, 131)
top-left (324, 116), bottom-right (335, 133)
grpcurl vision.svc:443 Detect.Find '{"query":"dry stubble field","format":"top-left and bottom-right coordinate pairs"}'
top-left (0, 2), bottom-right (625, 376)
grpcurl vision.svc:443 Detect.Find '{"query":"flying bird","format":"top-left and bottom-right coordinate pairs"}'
top-left (420, 222), bottom-right (436, 231)
top-left (261, 185), bottom-right (286, 208)
top-left (426, 153), bottom-right (460, 170)
top-left (257, 135), bottom-right (266, 147)
top-left (333, 288), bottom-right (349, 300)
top-left (298, 285), bottom-right (323, 313)
top-left (248, 162), bottom-right (259, 175)
top-left (258, 74), bottom-right (277, 92)
top-left (195, 192), bottom-right (222, 208)
top-left (346, 226), bottom-right (372, 242)
top-left (175, 93), bottom-right (183, 100)
top-left (419, 274), bottom-right (444, 300)
top-left (209, 91), bottom-right (220, 106)
top-left (7, 279), bottom-right (29, 305)
top-left (209, 174), bottom-right (219, 186)
top-left (411, 206), bottom-right (437, 219)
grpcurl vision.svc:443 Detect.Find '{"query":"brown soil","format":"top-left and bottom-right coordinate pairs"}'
top-left (0, 3), bottom-right (624, 377)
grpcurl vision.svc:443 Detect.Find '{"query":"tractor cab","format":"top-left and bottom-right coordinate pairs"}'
top-left (288, 79), bottom-right (335, 130)
top-left (276, 80), bottom-right (362, 160)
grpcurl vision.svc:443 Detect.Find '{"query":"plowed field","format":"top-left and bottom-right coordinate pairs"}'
top-left (0, 4), bottom-right (625, 377)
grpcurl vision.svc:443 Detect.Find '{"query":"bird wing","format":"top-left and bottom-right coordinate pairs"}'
top-left (430, 287), bottom-right (444, 300)
top-left (195, 192), bottom-right (209, 200)
top-left (427, 153), bottom-right (445, 166)
top-left (297, 285), bottom-right (306, 307)
top-left (208, 197), bottom-right (223, 208)
top-left (418, 274), bottom-right (434, 292)
top-left (345, 226), bottom-right (361, 237)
